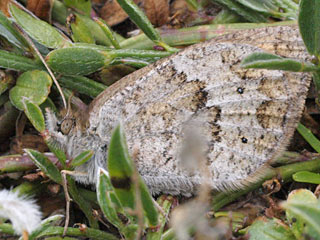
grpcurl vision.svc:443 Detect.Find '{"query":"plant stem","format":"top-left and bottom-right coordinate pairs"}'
top-left (36, 226), bottom-right (118, 240)
top-left (67, 176), bottom-right (99, 229)
top-left (120, 21), bottom-right (296, 49)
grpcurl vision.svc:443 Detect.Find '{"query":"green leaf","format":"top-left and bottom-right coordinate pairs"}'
top-left (46, 45), bottom-right (171, 75)
top-left (108, 124), bottom-right (135, 209)
top-left (9, 4), bottom-right (71, 49)
top-left (247, 217), bottom-right (295, 240)
top-left (285, 189), bottom-right (318, 239)
top-left (40, 98), bottom-right (57, 114)
top-left (25, 149), bottom-right (62, 184)
top-left (97, 168), bottom-right (125, 229)
top-left (298, 0), bottom-right (320, 57)
top-left (211, 0), bottom-right (268, 22)
top-left (71, 150), bottom-right (94, 167)
top-left (64, 0), bottom-right (92, 16)
top-left (75, 14), bottom-right (119, 46)
top-left (116, 0), bottom-right (160, 41)
top-left (97, 169), bottom-right (142, 239)
top-left (297, 123), bottom-right (320, 153)
top-left (9, 70), bottom-right (52, 110)
top-left (58, 75), bottom-right (107, 98)
top-left (283, 198), bottom-right (320, 239)
top-left (29, 215), bottom-right (64, 240)
top-left (0, 10), bottom-right (28, 49)
top-left (46, 47), bottom-right (110, 75)
top-left (22, 100), bottom-right (45, 132)
top-left (139, 181), bottom-right (158, 227)
top-left (293, 171), bottom-right (320, 184)
top-left (236, 0), bottom-right (278, 13)
top-left (146, 196), bottom-right (174, 239)
top-left (0, 72), bottom-right (14, 96)
top-left (241, 52), bottom-right (319, 72)
top-left (45, 139), bottom-right (67, 168)
top-left (0, 50), bottom-right (44, 72)
top-left (108, 124), bottom-right (158, 226)
top-left (95, 18), bottom-right (121, 49)
top-left (68, 14), bottom-right (95, 44)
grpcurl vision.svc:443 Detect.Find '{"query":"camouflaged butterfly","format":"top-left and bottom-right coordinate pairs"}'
top-left (46, 25), bottom-right (311, 196)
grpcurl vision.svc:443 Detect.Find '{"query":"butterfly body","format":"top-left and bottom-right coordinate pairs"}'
top-left (47, 25), bottom-right (311, 196)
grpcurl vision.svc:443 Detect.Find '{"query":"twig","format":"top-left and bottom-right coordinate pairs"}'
top-left (61, 170), bottom-right (72, 236)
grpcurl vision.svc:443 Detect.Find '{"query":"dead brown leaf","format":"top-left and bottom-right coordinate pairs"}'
top-left (48, 183), bottom-right (61, 194)
top-left (10, 134), bottom-right (48, 154)
top-left (0, 0), bottom-right (11, 17)
top-left (27, 0), bottom-right (53, 22)
top-left (169, 0), bottom-right (193, 27)
top-left (23, 172), bottom-right (43, 181)
top-left (262, 178), bottom-right (282, 196)
top-left (99, 0), bottom-right (143, 26)
top-left (143, 0), bottom-right (169, 27)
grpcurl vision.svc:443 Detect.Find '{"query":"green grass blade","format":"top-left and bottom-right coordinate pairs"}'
top-left (116, 0), bottom-right (160, 41)
top-left (241, 52), bottom-right (319, 72)
top-left (297, 123), bottom-right (320, 153)
top-left (94, 18), bottom-right (121, 49)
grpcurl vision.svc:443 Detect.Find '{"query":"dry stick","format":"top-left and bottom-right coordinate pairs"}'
top-left (61, 170), bottom-right (72, 236)
top-left (60, 170), bottom-right (88, 235)
top-left (12, 23), bottom-right (67, 109)
top-left (22, 230), bottom-right (28, 240)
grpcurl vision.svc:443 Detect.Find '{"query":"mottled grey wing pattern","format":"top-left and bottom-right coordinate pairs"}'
top-left (68, 25), bottom-right (311, 196)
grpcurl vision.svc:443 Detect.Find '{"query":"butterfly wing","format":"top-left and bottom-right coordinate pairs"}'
top-left (88, 25), bottom-right (311, 195)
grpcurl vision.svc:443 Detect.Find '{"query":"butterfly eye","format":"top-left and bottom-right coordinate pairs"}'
top-left (60, 118), bottom-right (75, 135)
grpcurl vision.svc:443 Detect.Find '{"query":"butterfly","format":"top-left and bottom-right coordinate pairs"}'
top-left (46, 24), bottom-right (311, 196)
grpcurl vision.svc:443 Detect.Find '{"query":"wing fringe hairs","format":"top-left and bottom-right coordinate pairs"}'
top-left (0, 189), bottom-right (42, 235)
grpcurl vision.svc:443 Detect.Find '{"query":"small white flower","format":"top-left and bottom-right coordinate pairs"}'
top-left (0, 190), bottom-right (42, 235)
